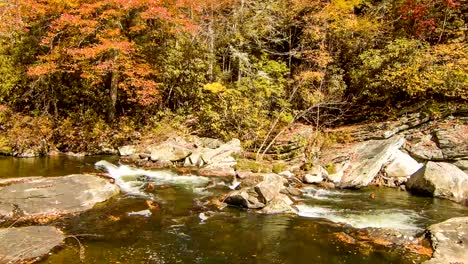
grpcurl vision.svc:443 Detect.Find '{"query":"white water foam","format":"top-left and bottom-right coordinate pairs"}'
top-left (95, 160), bottom-right (210, 195)
top-left (302, 187), bottom-right (363, 202)
top-left (296, 204), bottom-right (423, 230)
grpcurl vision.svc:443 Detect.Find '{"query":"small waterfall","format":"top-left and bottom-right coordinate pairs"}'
top-left (95, 160), bottom-right (210, 196)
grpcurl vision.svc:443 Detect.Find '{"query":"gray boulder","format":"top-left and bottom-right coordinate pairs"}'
top-left (406, 162), bottom-right (468, 204)
top-left (224, 188), bottom-right (265, 209)
top-left (0, 226), bottom-right (64, 263)
top-left (149, 143), bottom-right (192, 162)
top-left (0, 174), bottom-right (120, 219)
top-left (425, 217), bottom-right (468, 264)
top-left (259, 194), bottom-right (296, 214)
top-left (254, 174), bottom-right (286, 204)
top-left (338, 137), bottom-right (405, 188)
top-left (303, 165), bottom-right (327, 184)
top-left (383, 150), bottom-right (422, 186)
top-left (118, 145), bottom-right (137, 156)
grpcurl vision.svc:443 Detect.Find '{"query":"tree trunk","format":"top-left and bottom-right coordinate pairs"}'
top-left (108, 70), bottom-right (118, 122)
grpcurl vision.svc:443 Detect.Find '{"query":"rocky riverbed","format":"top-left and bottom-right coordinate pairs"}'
top-left (0, 113), bottom-right (467, 263)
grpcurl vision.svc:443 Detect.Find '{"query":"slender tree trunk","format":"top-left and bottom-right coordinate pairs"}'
top-left (108, 70), bottom-right (118, 122)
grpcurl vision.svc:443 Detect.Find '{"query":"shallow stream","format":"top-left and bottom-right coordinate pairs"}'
top-left (1, 155), bottom-right (467, 264)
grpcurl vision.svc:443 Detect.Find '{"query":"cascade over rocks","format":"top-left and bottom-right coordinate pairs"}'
top-left (0, 174), bottom-right (120, 220)
top-left (425, 217), bottom-right (468, 264)
top-left (0, 226), bottom-right (65, 263)
top-left (406, 162), bottom-right (468, 205)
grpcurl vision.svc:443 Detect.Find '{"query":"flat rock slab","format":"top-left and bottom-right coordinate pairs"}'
top-left (426, 217), bottom-right (468, 264)
top-left (338, 137), bottom-right (405, 188)
top-left (0, 226), bottom-right (64, 263)
top-left (0, 174), bottom-right (120, 219)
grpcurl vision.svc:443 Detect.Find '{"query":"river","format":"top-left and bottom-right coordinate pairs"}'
top-left (1, 155), bottom-right (467, 264)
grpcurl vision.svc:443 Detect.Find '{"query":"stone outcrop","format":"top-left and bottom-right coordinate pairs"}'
top-left (120, 136), bottom-right (242, 177)
top-left (0, 174), bottom-right (120, 220)
top-left (406, 162), bottom-right (468, 205)
top-left (224, 173), bottom-right (295, 214)
top-left (334, 137), bottom-right (406, 188)
top-left (0, 226), bottom-right (64, 263)
top-left (425, 217), bottom-right (468, 264)
top-left (382, 150), bottom-right (422, 187)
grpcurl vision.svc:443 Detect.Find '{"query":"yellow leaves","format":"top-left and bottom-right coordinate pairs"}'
top-left (203, 82), bottom-right (227, 93)
top-left (297, 71), bottom-right (324, 85)
top-left (331, 0), bottom-right (366, 12)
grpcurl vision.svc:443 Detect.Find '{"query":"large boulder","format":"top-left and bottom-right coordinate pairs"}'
top-left (0, 174), bottom-right (120, 220)
top-left (425, 217), bottom-right (468, 264)
top-left (118, 145), bottom-right (137, 156)
top-left (149, 143), bottom-right (192, 162)
top-left (224, 188), bottom-right (265, 209)
top-left (337, 137), bottom-right (405, 188)
top-left (254, 174), bottom-right (286, 204)
top-left (259, 193), bottom-right (296, 214)
top-left (0, 226), bottom-right (64, 263)
top-left (406, 162), bottom-right (468, 205)
top-left (383, 150), bottom-right (422, 186)
top-left (303, 165), bottom-right (327, 184)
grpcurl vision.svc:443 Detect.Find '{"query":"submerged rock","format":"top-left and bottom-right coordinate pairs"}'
top-left (0, 226), bottom-right (64, 263)
top-left (0, 174), bottom-right (120, 220)
top-left (426, 217), bottom-right (468, 264)
top-left (406, 161), bottom-right (468, 205)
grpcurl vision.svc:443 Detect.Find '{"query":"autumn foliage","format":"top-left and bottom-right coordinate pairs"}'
top-left (0, 0), bottom-right (466, 147)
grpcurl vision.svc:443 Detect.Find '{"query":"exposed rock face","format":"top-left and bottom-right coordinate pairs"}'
top-left (259, 194), bottom-right (296, 214)
top-left (382, 150), bottom-right (422, 186)
top-left (337, 137), bottom-right (405, 188)
top-left (0, 175), bottom-right (120, 220)
top-left (405, 134), bottom-right (445, 161)
top-left (224, 173), bottom-right (296, 214)
top-left (303, 166), bottom-right (326, 184)
top-left (435, 128), bottom-right (468, 159)
top-left (149, 143), bottom-right (192, 162)
top-left (120, 136), bottom-right (242, 177)
top-left (406, 162), bottom-right (468, 205)
top-left (426, 217), bottom-right (468, 264)
top-left (453, 159), bottom-right (468, 174)
top-left (0, 226), bottom-right (64, 263)
top-left (224, 188), bottom-right (265, 209)
top-left (118, 145), bottom-right (137, 156)
top-left (254, 174), bottom-right (286, 203)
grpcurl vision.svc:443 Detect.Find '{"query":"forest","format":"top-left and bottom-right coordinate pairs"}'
top-left (0, 0), bottom-right (466, 154)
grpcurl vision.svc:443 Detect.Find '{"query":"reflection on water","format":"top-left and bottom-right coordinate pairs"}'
top-left (0, 155), bottom-right (118, 178)
top-left (0, 156), bottom-right (466, 264)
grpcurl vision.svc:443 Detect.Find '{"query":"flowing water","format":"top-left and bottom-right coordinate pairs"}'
top-left (1, 155), bottom-right (467, 264)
